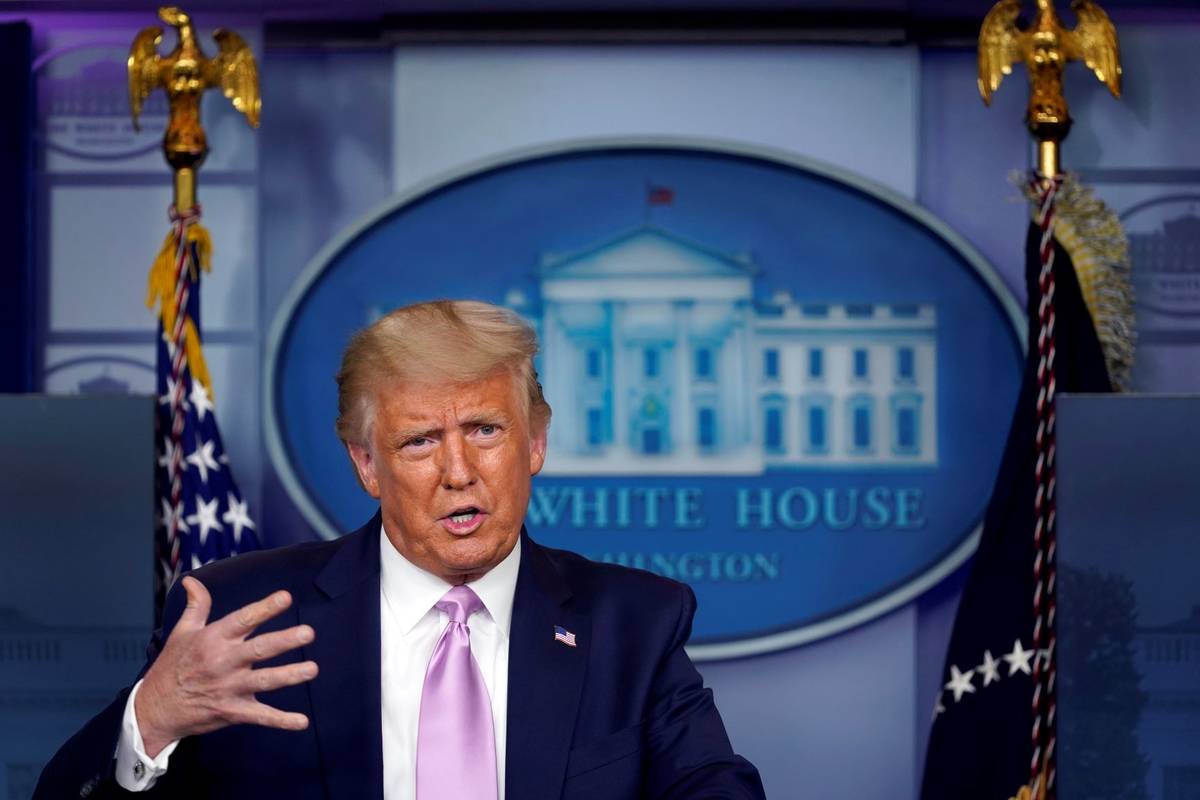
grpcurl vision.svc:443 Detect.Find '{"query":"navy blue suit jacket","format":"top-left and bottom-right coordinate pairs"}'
top-left (35, 514), bottom-right (764, 799)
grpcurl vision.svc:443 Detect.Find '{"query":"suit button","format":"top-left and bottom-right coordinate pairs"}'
top-left (79, 776), bottom-right (98, 797)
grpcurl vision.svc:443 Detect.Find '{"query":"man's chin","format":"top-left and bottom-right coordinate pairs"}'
top-left (436, 536), bottom-right (513, 580)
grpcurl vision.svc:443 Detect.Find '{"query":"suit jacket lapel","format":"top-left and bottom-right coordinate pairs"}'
top-left (301, 513), bottom-right (384, 800)
top-left (506, 531), bottom-right (590, 799)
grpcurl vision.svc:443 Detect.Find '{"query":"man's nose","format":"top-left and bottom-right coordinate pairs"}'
top-left (439, 434), bottom-right (477, 489)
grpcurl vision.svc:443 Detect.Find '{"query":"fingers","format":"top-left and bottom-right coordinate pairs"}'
top-left (215, 590), bottom-right (293, 639)
top-left (177, 577), bottom-right (213, 630)
top-left (241, 625), bottom-right (315, 664)
top-left (141, 582), bottom-right (318, 743)
top-left (233, 700), bottom-right (310, 732)
top-left (241, 660), bottom-right (319, 695)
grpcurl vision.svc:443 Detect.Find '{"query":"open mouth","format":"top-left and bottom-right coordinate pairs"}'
top-left (441, 506), bottom-right (486, 534)
top-left (446, 506), bottom-right (480, 523)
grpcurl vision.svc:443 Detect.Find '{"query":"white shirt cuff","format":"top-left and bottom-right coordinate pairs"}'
top-left (114, 679), bottom-right (180, 792)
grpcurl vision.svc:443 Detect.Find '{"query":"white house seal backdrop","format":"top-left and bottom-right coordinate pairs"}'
top-left (265, 140), bottom-right (1024, 659)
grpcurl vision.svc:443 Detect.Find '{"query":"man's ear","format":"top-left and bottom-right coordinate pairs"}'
top-left (346, 441), bottom-right (381, 498)
top-left (528, 422), bottom-right (548, 477)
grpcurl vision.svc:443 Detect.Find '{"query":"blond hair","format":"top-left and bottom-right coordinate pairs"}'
top-left (335, 300), bottom-right (551, 445)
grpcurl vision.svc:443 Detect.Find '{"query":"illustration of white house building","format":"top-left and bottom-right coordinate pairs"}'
top-left (1134, 605), bottom-right (1200, 799)
top-left (503, 225), bottom-right (938, 475)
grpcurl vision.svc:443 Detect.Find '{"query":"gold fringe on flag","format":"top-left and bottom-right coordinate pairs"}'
top-left (145, 221), bottom-right (215, 397)
top-left (1017, 172), bottom-right (1137, 391)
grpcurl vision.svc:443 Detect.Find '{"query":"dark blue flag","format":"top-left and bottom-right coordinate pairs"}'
top-left (921, 195), bottom-right (1113, 800)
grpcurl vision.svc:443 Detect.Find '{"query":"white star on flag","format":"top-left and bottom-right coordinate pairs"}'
top-left (978, 650), bottom-right (1002, 686)
top-left (158, 497), bottom-right (175, 531)
top-left (939, 643), bottom-right (1040, 719)
top-left (160, 327), bottom-right (177, 360)
top-left (156, 437), bottom-right (179, 480)
top-left (161, 500), bottom-right (189, 537)
top-left (186, 438), bottom-right (221, 484)
top-left (945, 664), bottom-right (976, 703)
top-left (189, 379), bottom-right (214, 422)
top-left (159, 375), bottom-right (189, 412)
top-left (222, 493), bottom-right (256, 547)
top-left (186, 495), bottom-right (223, 547)
top-left (1003, 639), bottom-right (1034, 676)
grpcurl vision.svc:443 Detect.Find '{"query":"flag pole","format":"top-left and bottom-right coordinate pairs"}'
top-left (128, 5), bottom-right (262, 619)
top-left (977, 2), bottom-right (1122, 798)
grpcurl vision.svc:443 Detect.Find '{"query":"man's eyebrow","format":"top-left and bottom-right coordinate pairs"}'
top-left (385, 410), bottom-right (511, 446)
top-left (461, 409), bottom-right (512, 427)
top-left (387, 425), bottom-right (441, 446)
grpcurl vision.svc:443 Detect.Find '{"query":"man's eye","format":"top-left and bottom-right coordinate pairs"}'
top-left (405, 437), bottom-right (429, 448)
top-left (478, 425), bottom-right (499, 436)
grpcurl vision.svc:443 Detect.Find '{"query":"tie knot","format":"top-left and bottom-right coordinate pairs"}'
top-left (435, 584), bottom-right (484, 624)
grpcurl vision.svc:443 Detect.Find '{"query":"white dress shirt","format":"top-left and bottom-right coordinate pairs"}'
top-left (114, 527), bottom-right (519, 798)
top-left (380, 529), bottom-right (516, 800)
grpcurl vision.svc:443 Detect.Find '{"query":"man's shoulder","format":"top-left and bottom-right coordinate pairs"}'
top-left (178, 534), bottom-right (355, 615)
top-left (528, 540), bottom-right (699, 653)
top-left (192, 536), bottom-right (342, 583)
top-left (532, 539), bottom-right (693, 610)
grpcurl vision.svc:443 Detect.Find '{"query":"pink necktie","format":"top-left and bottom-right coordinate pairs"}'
top-left (416, 585), bottom-right (498, 800)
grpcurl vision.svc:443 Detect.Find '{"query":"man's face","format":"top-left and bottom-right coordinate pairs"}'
top-left (347, 371), bottom-right (547, 583)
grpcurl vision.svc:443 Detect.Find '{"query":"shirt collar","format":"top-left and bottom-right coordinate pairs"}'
top-left (379, 522), bottom-right (521, 640)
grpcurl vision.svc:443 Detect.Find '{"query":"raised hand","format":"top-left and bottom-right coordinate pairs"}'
top-left (134, 576), bottom-right (319, 757)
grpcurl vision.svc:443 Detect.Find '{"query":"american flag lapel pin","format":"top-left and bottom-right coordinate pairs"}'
top-left (553, 625), bottom-right (577, 648)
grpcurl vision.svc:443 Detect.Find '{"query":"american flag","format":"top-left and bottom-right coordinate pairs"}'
top-left (553, 625), bottom-right (577, 647)
top-left (152, 205), bottom-right (260, 619)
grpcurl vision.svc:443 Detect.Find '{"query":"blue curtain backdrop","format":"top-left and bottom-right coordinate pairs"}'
top-left (0, 21), bottom-right (34, 393)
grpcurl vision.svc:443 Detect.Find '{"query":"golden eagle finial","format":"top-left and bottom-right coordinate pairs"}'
top-left (128, 5), bottom-right (260, 174)
top-left (979, 0), bottom-right (1120, 142)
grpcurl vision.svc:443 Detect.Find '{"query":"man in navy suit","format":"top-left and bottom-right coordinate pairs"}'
top-left (35, 300), bottom-right (764, 799)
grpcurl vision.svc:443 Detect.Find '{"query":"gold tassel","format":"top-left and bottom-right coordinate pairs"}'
top-left (144, 221), bottom-right (216, 398)
top-left (145, 229), bottom-right (178, 316)
top-left (188, 222), bottom-right (213, 274)
top-left (1018, 173), bottom-right (1137, 391)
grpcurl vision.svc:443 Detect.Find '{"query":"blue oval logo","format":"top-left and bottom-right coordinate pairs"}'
top-left (265, 140), bottom-right (1023, 659)
top-left (35, 41), bottom-right (169, 161)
